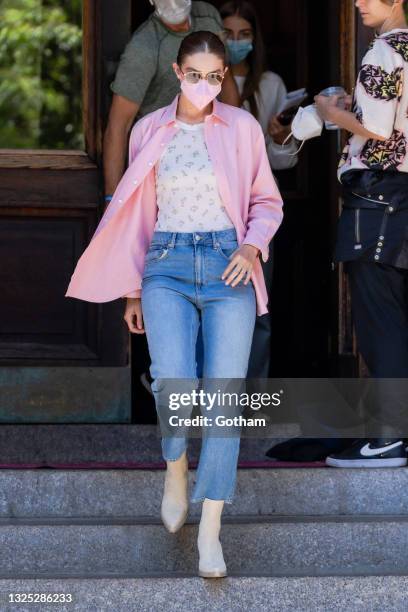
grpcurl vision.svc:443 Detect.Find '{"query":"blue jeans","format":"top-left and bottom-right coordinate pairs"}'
top-left (141, 228), bottom-right (257, 504)
top-left (196, 242), bottom-right (274, 378)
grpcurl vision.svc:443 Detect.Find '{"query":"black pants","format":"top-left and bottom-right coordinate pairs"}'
top-left (345, 260), bottom-right (408, 437)
top-left (345, 260), bottom-right (408, 377)
top-left (246, 242), bottom-right (274, 378)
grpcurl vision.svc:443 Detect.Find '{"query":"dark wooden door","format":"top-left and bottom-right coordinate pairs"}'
top-left (334, 0), bottom-right (371, 377)
top-left (213, 0), bottom-right (340, 377)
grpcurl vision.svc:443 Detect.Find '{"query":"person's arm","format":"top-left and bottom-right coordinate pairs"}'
top-left (241, 118), bottom-right (284, 263)
top-left (265, 73), bottom-right (290, 142)
top-left (263, 73), bottom-right (299, 170)
top-left (315, 36), bottom-right (403, 142)
top-left (266, 127), bottom-right (299, 170)
top-left (104, 31), bottom-right (156, 203)
top-left (314, 97), bottom-right (388, 141)
top-left (103, 95), bottom-right (140, 205)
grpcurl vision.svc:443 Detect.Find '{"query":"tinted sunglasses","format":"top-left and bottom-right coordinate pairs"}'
top-left (179, 69), bottom-right (225, 86)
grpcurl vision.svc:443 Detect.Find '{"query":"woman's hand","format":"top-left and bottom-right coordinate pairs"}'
top-left (124, 297), bottom-right (145, 334)
top-left (314, 91), bottom-right (387, 141)
top-left (314, 93), bottom-right (343, 122)
top-left (221, 244), bottom-right (259, 287)
top-left (267, 115), bottom-right (292, 144)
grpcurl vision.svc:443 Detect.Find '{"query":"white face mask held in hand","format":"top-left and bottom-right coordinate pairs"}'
top-left (282, 104), bottom-right (324, 154)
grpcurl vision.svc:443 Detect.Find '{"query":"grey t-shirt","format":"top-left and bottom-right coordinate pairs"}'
top-left (110, 1), bottom-right (224, 118)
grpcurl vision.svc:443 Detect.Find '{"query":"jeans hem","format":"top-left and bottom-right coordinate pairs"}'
top-left (164, 456), bottom-right (187, 462)
top-left (162, 449), bottom-right (187, 462)
top-left (189, 496), bottom-right (234, 504)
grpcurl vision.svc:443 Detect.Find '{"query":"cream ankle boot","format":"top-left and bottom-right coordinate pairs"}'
top-left (197, 498), bottom-right (227, 578)
top-left (161, 450), bottom-right (189, 533)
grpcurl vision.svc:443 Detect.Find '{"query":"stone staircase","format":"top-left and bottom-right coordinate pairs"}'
top-left (1, 467), bottom-right (408, 611)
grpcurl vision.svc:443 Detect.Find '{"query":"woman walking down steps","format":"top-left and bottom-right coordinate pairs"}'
top-left (65, 31), bottom-right (283, 578)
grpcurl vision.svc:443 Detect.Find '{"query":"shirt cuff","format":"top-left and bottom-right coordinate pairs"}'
top-left (241, 239), bottom-right (269, 263)
top-left (122, 290), bottom-right (141, 299)
top-left (267, 134), bottom-right (296, 150)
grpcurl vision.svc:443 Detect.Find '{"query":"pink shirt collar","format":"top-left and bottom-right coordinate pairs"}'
top-left (158, 93), bottom-right (230, 127)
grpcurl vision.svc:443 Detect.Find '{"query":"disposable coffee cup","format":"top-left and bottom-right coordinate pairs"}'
top-left (319, 86), bottom-right (346, 130)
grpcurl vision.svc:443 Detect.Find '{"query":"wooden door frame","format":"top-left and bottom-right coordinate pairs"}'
top-left (0, 0), bottom-right (102, 171)
top-left (334, 0), bottom-right (365, 376)
top-left (0, 0), bottom-right (131, 367)
top-left (83, 0), bottom-right (103, 164)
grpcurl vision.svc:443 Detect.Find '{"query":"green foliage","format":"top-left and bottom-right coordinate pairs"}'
top-left (0, 0), bottom-right (83, 149)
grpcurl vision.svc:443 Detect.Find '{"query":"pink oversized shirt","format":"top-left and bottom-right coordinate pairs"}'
top-left (65, 94), bottom-right (284, 316)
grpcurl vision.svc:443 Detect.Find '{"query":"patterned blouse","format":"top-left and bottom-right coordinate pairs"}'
top-left (338, 28), bottom-right (408, 179)
top-left (154, 119), bottom-right (234, 232)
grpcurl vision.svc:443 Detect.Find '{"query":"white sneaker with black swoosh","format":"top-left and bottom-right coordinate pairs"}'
top-left (325, 439), bottom-right (407, 468)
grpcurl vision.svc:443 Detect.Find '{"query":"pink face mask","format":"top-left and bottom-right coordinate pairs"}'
top-left (180, 78), bottom-right (222, 111)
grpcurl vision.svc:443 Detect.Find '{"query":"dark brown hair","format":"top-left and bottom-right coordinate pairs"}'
top-left (176, 30), bottom-right (226, 67)
top-left (219, 0), bottom-right (266, 119)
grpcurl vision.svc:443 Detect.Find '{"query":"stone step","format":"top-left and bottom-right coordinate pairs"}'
top-left (0, 423), bottom-right (297, 464)
top-left (1, 468), bottom-right (408, 518)
top-left (1, 576), bottom-right (408, 612)
top-left (1, 515), bottom-right (408, 578)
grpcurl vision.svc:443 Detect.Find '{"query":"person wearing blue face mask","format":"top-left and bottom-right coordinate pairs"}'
top-left (226, 37), bottom-right (254, 65)
top-left (220, 0), bottom-right (299, 172)
top-left (217, 0), bottom-right (298, 381)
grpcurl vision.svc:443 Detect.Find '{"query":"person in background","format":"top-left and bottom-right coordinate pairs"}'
top-left (103, 0), bottom-right (240, 393)
top-left (267, 0), bottom-right (408, 465)
top-left (217, 0), bottom-right (298, 379)
top-left (314, 0), bottom-right (408, 467)
top-left (220, 0), bottom-right (299, 171)
top-left (104, 0), bottom-right (240, 207)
